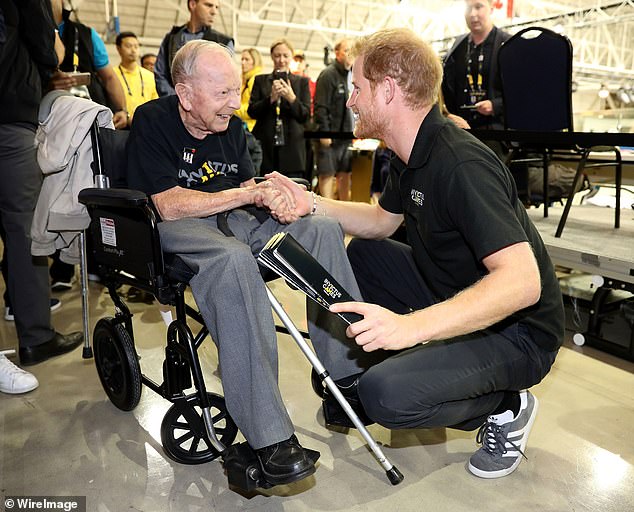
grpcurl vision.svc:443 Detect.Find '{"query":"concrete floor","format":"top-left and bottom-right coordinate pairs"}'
top-left (1, 276), bottom-right (633, 512)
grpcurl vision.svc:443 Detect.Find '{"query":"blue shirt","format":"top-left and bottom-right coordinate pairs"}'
top-left (58, 21), bottom-right (109, 70)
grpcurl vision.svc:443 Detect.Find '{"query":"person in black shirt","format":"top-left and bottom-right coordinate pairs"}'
top-left (442, 0), bottom-right (510, 130)
top-left (47, 0), bottom-right (128, 290)
top-left (314, 38), bottom-right (355, 200)
top-left (248, 38), bottom-right (311, 180)
top-left (154, 0), bottom-right (234, 97)
top-left (0, 0), bottom-right (83, 378)
top-left (268, 28), bottom-right (564, 480)
top-left (127, 40), bottom-right (365, 487)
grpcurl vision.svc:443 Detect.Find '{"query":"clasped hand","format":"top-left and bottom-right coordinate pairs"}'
top-left (253, 179), bottom-right (302, 223)
top-left (262, 172), bottom-right (314, 223)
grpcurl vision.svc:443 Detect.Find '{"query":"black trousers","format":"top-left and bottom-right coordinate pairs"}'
top-left (347, 238), bottom-right (558, 431)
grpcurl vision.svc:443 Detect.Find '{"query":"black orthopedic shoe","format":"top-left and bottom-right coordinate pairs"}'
top-left (322, 374), bottom-right (374, 429)
top-left (256, 435), bottom-right (319, 486)
top-left (19, 332), bottom-right (83, 366)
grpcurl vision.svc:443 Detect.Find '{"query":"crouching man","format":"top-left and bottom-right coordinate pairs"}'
top-left (269, 29), bottom-right (564, 480)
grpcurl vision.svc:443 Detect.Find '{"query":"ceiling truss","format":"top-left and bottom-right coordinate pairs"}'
top-left (69, 0), bottom-right (634, 87)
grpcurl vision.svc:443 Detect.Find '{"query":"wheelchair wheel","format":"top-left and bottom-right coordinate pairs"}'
top-left (93, 318), bottom-right (142, 411)
top-left (161, 393), bottom-right (238, 465)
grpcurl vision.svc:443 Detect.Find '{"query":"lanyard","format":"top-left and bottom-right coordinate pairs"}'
top-left (73, 29), bottom-right (79, 72)
top-left (465, 39), bottom-right (485, 104)
top-left (118, 65), bottom-right (145, 98)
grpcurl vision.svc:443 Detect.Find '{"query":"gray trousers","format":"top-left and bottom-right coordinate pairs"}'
top-left (0, 123), bottom-right (54, 347)
top-left (157, 211), bottom-right (366, 449)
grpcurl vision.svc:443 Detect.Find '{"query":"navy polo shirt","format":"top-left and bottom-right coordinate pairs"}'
top-left (379, 105), bottom-right (563, 351)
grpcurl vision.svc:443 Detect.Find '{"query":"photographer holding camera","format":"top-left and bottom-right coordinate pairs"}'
top-left (248, 38), bottom-right (311, 179)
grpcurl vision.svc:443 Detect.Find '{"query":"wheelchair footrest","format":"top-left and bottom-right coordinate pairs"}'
top-left (223, 442), bottom-right (320, 491)
top-left (223, 442), bottom-right (273, 491)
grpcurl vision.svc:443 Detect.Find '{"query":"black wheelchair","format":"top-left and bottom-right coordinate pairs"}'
top-left (77, 124), bottom-right (403, 492)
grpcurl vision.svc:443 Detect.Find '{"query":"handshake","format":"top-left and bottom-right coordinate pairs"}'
top-left (252, 172), bottom-right (314, 224)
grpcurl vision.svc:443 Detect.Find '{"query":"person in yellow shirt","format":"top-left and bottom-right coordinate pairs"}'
top-left (114, 31), bottom-right (158, 127)
top-left (235, 48), bottom-right (262, 132)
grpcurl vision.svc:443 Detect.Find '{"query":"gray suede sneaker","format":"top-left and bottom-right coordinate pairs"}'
top-left (468, 390), bottom-right (539, 479)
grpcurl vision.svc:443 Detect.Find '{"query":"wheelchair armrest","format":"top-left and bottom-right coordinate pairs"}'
top-left (78, 187), bottom-right (149, 209)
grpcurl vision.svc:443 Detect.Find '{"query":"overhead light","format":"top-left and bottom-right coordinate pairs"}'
top-left (598, 84), bottom-right (609, 99)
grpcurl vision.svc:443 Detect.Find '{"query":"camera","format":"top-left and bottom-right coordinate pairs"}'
top-left (273, 70), bottom-right (289, 82)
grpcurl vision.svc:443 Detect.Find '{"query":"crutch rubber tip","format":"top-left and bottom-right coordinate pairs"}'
top-left (386, 466), bottom-right (404, 485)
top-left (82, 346), bottom-right (93, 359)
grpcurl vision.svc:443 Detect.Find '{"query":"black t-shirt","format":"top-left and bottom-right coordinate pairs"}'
top-left (127, 95), bottom-right (254, 198)
top-left (451, 29), bottom-right (495, 128)
top-left (379, 106), bottom-right (564, 352)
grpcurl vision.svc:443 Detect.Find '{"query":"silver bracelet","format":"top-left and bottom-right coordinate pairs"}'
top-left (310, 191), bottom-right (318, 215)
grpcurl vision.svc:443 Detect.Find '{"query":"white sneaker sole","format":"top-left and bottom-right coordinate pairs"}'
top-left (0, 381), bottom-right (39, 394)
top-left (468, 394), bottom-right (539, 479)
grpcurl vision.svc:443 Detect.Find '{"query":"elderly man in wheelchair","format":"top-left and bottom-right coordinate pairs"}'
top-left (97, 40), bottom-right (369, 488)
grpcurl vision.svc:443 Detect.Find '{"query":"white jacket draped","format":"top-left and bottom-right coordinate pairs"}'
top-left (31, 95), bottom-right (113, 263)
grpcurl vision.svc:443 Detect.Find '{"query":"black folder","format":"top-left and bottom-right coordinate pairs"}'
top-left (257, 232), bottom-right (363, 325)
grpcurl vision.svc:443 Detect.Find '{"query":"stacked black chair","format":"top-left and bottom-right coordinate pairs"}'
top-left (498, 26), bottom-right (622, 236)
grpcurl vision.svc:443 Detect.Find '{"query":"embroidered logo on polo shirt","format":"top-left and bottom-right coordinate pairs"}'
top-left (411, 188), bottom-right (425, 207)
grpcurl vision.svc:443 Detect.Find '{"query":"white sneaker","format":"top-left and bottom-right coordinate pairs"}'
top-left (468, 390), bottom-right (539, 479)
top-left (51, 280), bottom-right (73, 292)
top-left (4, 298), bottom-right (62, 322)
top-left (0, 354), bottom-right (39, 394)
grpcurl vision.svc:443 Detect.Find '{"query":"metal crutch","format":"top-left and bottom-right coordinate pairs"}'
top-left (80, 121), bottom-right (111, 359)
top-left (265, 286), bottom-right (404, 485)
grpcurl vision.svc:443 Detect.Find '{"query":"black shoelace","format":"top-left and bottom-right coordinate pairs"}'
top-left (476, 421), bottom-right (528, 460)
